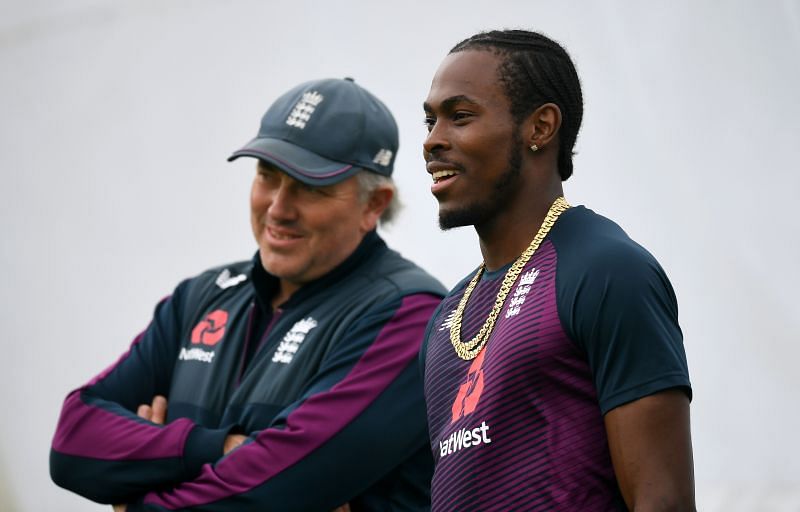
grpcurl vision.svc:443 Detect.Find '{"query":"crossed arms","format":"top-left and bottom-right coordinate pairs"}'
top-left (50, 289), bottom-right (442, 511)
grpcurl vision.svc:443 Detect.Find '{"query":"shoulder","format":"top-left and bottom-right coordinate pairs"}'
top-left (550, 205), bottom-right (670, 286)
top-left (186, 258), bottom-right (252, 286)
top-left (549, 206), bottom-right (679, 337)
top-left (173, 258), bottom-right (254, 303)
top-left (364, 247), bottom-right (448, 298)
top-left (548, 207), bottom-right (688, 410)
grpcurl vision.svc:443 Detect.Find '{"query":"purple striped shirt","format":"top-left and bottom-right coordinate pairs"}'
top-left (424, 241), bottom-right (622, 511)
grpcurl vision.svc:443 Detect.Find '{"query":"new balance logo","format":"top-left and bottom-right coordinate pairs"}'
top-left (372, 149), bottom-right (393, 166)
top-left (285, 91), bottom-right (324, 129)
top-left (272, 317), bottom-right (318, 364)
top-left (439, 309), bottom-right (456, 331)
top-left (215, 269), bottom-right (247, 290)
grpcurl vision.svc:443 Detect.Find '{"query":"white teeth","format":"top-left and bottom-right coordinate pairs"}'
top-left (267, 227), bottom-right (300, 240)
top-left (432, 170), bottom-right (458, 182)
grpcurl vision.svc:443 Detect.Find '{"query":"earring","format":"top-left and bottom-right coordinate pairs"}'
top-left (530, 144), bottom-right (539, 152)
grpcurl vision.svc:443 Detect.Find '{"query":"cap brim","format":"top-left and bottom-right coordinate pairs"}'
top-left (227, 138), bottom-right (358, 186)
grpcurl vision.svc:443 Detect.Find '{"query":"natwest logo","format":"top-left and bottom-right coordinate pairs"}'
top-left (439, 421), bottom-right (492, 458)
top-left (451, 347), bottom-right (486, 423)
top-left (441, 347), bottom-right (494, 458)
top-left (191, 310), bottom-right (229, 346)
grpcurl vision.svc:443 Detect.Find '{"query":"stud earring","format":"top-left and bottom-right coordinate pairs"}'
top-left (530, 144), bottom-right (539, 152)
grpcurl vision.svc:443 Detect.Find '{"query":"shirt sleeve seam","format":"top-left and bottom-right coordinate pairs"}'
top-left (599, 372), bottom-right (692, 414)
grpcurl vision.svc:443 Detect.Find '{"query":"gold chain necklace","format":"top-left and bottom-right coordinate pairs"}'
top-left (449, 196), bottom-right (571, 360)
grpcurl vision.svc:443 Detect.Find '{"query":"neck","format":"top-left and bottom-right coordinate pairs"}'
top-left (271, 280), bottom-right (300, 309)
top-left (476, 180), bottom-right (564, 271)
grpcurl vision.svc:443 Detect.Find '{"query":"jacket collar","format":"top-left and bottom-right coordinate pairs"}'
top-left (250, 230), bottom-right (386, 311)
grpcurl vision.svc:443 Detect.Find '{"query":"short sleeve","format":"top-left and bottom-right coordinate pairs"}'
top-left (555, 228), bottom-right (691, 414)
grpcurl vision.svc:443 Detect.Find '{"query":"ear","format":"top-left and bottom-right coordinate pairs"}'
top-left (360, 186), bottom-right (394, 232)
top-left (524, 102), bottom-right (562, 151)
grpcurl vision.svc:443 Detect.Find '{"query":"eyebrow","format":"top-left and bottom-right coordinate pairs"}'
top-left (423, 95), bottom-right (480, 112)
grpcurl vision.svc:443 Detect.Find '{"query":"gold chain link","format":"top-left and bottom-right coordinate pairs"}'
top-left (449, 196), bottom-right (571, 360)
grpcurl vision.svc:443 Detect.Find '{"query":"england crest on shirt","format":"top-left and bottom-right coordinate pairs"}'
top-left (272, 317), bottom-right (318, 364)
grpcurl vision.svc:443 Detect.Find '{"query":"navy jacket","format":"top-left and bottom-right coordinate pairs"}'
top-left (51, 232), bottom-right (446, 511)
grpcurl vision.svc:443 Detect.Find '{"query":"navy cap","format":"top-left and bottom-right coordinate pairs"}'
top-left (228, 78), bottom-right (398, 186)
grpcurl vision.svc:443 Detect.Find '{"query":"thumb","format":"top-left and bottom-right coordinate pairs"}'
top-left (151, 395), bottom-right (168, 425)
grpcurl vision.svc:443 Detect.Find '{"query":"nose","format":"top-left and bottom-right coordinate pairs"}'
top-left (267, 178), bottom-right (299, 222)
top-left (422, 120), bottom-right (450, 157)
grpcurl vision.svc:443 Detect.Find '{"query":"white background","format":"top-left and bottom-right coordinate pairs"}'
top-left (2, 1), bottom-right (799, 510)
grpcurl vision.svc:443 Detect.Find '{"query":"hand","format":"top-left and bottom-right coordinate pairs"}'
top-left (139, 395), bottom-right (245, 459)
top-left (223, 433), bottom-right (247, 454)
top-left (331, 504), bottom-right (351, 512)
top-left (113, 396), bottom-right (167, 511)
top-left (137, 395), bottom-right (168, 425)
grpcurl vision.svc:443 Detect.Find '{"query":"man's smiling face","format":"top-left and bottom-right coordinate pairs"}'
top-left (423, 49), bottom-right (525, 230)
top-left (250, 161), bottom-right (373, 295)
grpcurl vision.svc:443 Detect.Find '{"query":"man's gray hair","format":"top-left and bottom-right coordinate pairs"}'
top-left (355, 170), bottom-right (401, 226)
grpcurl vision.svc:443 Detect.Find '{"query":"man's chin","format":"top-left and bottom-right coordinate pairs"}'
top-left (438, 208), bottom-right (479, 231)
top-left (260, 256), bottom-right (299, 279)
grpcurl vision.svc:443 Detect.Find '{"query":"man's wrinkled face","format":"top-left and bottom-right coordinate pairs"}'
top-left (250, 162), bottom-right (374, 293)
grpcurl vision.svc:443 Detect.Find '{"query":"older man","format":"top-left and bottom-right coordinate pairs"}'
top-left (421, 30), bottom-right (694, 511)
top-left (51, 77), bottom-right (445, 511)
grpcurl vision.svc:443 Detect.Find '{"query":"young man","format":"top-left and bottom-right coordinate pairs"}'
top-left (421, 30), bottom-right (694, 511)
top-left (50, 77), bottom-right (446, 511)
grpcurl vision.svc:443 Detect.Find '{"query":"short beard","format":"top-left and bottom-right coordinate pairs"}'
top-left (438, 137), bottom-right (524, 230)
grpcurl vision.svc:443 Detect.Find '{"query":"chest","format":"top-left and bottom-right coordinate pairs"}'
top-left (424, 253), bottom-right (594, 442)
top-left (167, 290), bottom-right (336, 430)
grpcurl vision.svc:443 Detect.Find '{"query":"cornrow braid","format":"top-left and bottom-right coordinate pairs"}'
top-left (450, 30), bottom-right (583, 181)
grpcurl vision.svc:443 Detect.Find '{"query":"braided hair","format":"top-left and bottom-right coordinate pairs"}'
top-left (450, 30), bottom-right (583, 181)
